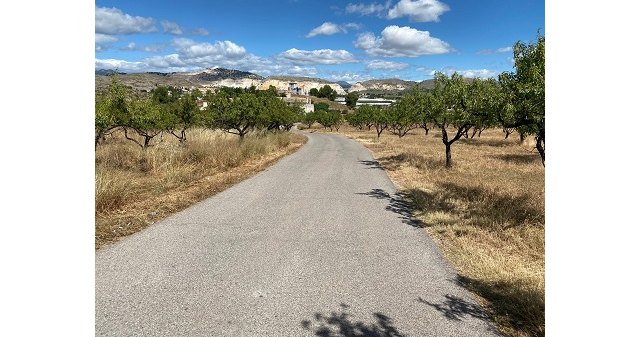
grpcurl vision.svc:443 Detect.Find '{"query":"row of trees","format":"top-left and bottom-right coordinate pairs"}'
top-left (344, 34), bottom-right (544, 167)
top-left (95, 81), bottom-right (304, 149)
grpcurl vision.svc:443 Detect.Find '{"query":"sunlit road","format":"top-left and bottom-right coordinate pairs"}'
top-left (96, 131), bottom-right (500, 336)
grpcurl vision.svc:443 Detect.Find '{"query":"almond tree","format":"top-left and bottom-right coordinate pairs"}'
top-left (497, 33), bottom-right (545, 165)
top-left (388, 97), bottom-right (419, 138)
top-left (124, 98), bottom-right (173, 149)
top-left (95, 77), bottom-right (128, 148)
top-left (207, 93), bottom-right (261, 140)
top-left (430, 73), bottom-right (497, 167)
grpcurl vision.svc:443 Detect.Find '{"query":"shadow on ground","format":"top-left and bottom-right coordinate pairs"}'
top-left (359, 160), bottom-right (384, 170)
top-left (402, 182), bottom-right (543, 229)
top-left (301, 304), bottom-right (406, 337)
top-left (454, 275), bottom-right (545, 337)
top-left (459, 138), bottom-right (514, 147)
top-left (356, 188), bottom-right (426, 228)
top-left (492, 153), bottom-right (540, 164)
top-left (417, 294), bottom-right (489, 322)
top-left (362, 154), bottom-right (444, 171)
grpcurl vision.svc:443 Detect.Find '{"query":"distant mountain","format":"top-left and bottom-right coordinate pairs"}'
top-left (266, 75), bottom-right (333, 84)
top-left (95, 69), bottom-right (125, 76)
top-left (416, 79), bottom-right (435, 89)
top-left (336, 81), bottom-right (352, 90)
top-left (191, 68), bottom-right (264, 82)
top-left (95, 67), bottom-right (475, 95)
top-left (348, 78), bottom-right (417, 93)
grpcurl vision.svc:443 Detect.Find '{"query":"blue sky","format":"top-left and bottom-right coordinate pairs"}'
top-left (95, 0), bottom-right (544, 83)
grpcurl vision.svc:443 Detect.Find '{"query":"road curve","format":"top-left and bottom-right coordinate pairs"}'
top-left (96, 132), bottom-right (500, 337)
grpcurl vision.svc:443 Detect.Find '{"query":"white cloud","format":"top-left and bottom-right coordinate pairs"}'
top-left (95, 33), bottom-right (118, 51)
top-left (306, 22), bottom-right (362, 38)
top-left (355, 26), bottom-right (452, 57)
top-left (344, 23), bottom-right (362, 30)
top-left (345, 1), bottom-right (391, 16)
top-left (306, 22), bottom-right (344, 37)
top-left (161, 20), bottom-right (183, 35)
top-left (277, 48), bottom-right (358, 65)
top-left (95, 59), bottom-right (148, 72)
top-left (477, 46), bottom-right (513, 55)
top-left (366, 60), bottom-right (409, 70)
top-left (387, 0), bottom-right (449, 22)
top-left (95, 7), bottom-right (156, 35)
top-left (191, 28), bottom-right (210, 36)
top-left (120, 42), bottom-right (166, 53)
top-left (172, 38), bottom-right (246, 60)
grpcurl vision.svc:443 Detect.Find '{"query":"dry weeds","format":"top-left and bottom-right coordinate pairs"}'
top-left (95, 128), bottom-right (306, 249)
top-left (321, 124), bottom-right (544, 337)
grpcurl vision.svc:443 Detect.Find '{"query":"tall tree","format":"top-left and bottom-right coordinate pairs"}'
top-left (498, 33), bottom-right (545, 165)
top-left (345, 92), bottom-right (358, 109)
top-left (207, 93), bottom-right (261, 140)
top-left (430, 73), bottom-right (494, 167)
top-left (167, 91), bottom-right (200, 144)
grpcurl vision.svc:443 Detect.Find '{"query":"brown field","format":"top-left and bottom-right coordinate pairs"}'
top-left (95, 128), bottom-right (306, 249)
top-left (313, 124), bottom-right (545, 337)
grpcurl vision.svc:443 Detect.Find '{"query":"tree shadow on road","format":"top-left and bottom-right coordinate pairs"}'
top-left (359, 160), bottom-right (384, 170)
top-left (301, 303), bottom-right (406, 337)
top-left (417, 294), bottom-right (489, 322)
top-left (356, 189), bottom-right (426, 228)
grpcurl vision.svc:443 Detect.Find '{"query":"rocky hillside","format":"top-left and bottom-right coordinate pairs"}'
top-left (95, 68), bottom-right (345, 95)
top-left (348, 79), bottom-right (417, 93)
top-left (260, 76), bottom-right (346, 95)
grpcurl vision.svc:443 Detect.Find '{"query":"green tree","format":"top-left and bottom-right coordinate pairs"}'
top-left (318, 85), bottom-right (337, 101)
top-left (388, 96), bottom-right (419, 138)
top-left (151, 86), bottom-right (179, 104)
top-left (207, 93), bottom-right (261, 140)
top-left (301, 111), bottom-right (317, 128)
top-left (95, 76), bottom-right (129, 148)
top-left (309, 88), bottom-right (319, 97)
top-left (357, 105), bottom-right (388, 138)
top-left (345, 92), bottom-right (358, 109)
top-left (314, 102), bottom-right (329, 112)
top-left (167, 91), bottom-right (200, 144)
top-left (430, 73), bottom-right (497, 167)
top-left (498, 33), bottom-right (545, 165)
top-left (257, 96), bottom-right (300, 131)
top-left (124, 98), bottom-right (174, 149)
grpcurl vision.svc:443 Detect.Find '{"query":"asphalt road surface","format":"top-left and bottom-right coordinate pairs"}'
top-left (96, 132), bottom-right (500, 337)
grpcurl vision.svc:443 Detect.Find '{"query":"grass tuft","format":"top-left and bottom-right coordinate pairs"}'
top-left (95, 128), bottom-right (306, 249)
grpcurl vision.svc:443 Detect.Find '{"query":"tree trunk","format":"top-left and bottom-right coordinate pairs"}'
top-left (143, 136), bottom-right (152, 149)
top-left (519, 132), bottom-right (525, 144)
top-left (180, 130), bottom-right (186, 143)
top-left (536, 133), bottom-right (545, 167)
top-left (445, 143), bottom-right (452, 168)
top-left (424, 128), bottom-right (429, 136)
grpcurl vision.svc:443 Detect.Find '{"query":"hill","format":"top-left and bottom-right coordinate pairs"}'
top-left (348, 79), bottom-right (417, 94)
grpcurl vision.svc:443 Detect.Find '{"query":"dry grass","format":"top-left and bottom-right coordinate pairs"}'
top-left (322, 125), bottom-right (544, 337)
top-left (95, 128), bottom-right (306, 249)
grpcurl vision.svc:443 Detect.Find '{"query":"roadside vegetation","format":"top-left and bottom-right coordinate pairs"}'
top-left (308, 34), bottom-right (545, 337)
top-left (95, 80), bottom-right (306, 248)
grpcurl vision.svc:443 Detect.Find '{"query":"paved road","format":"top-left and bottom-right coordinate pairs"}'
top-left (96, 132), bottom-right (500, 337)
